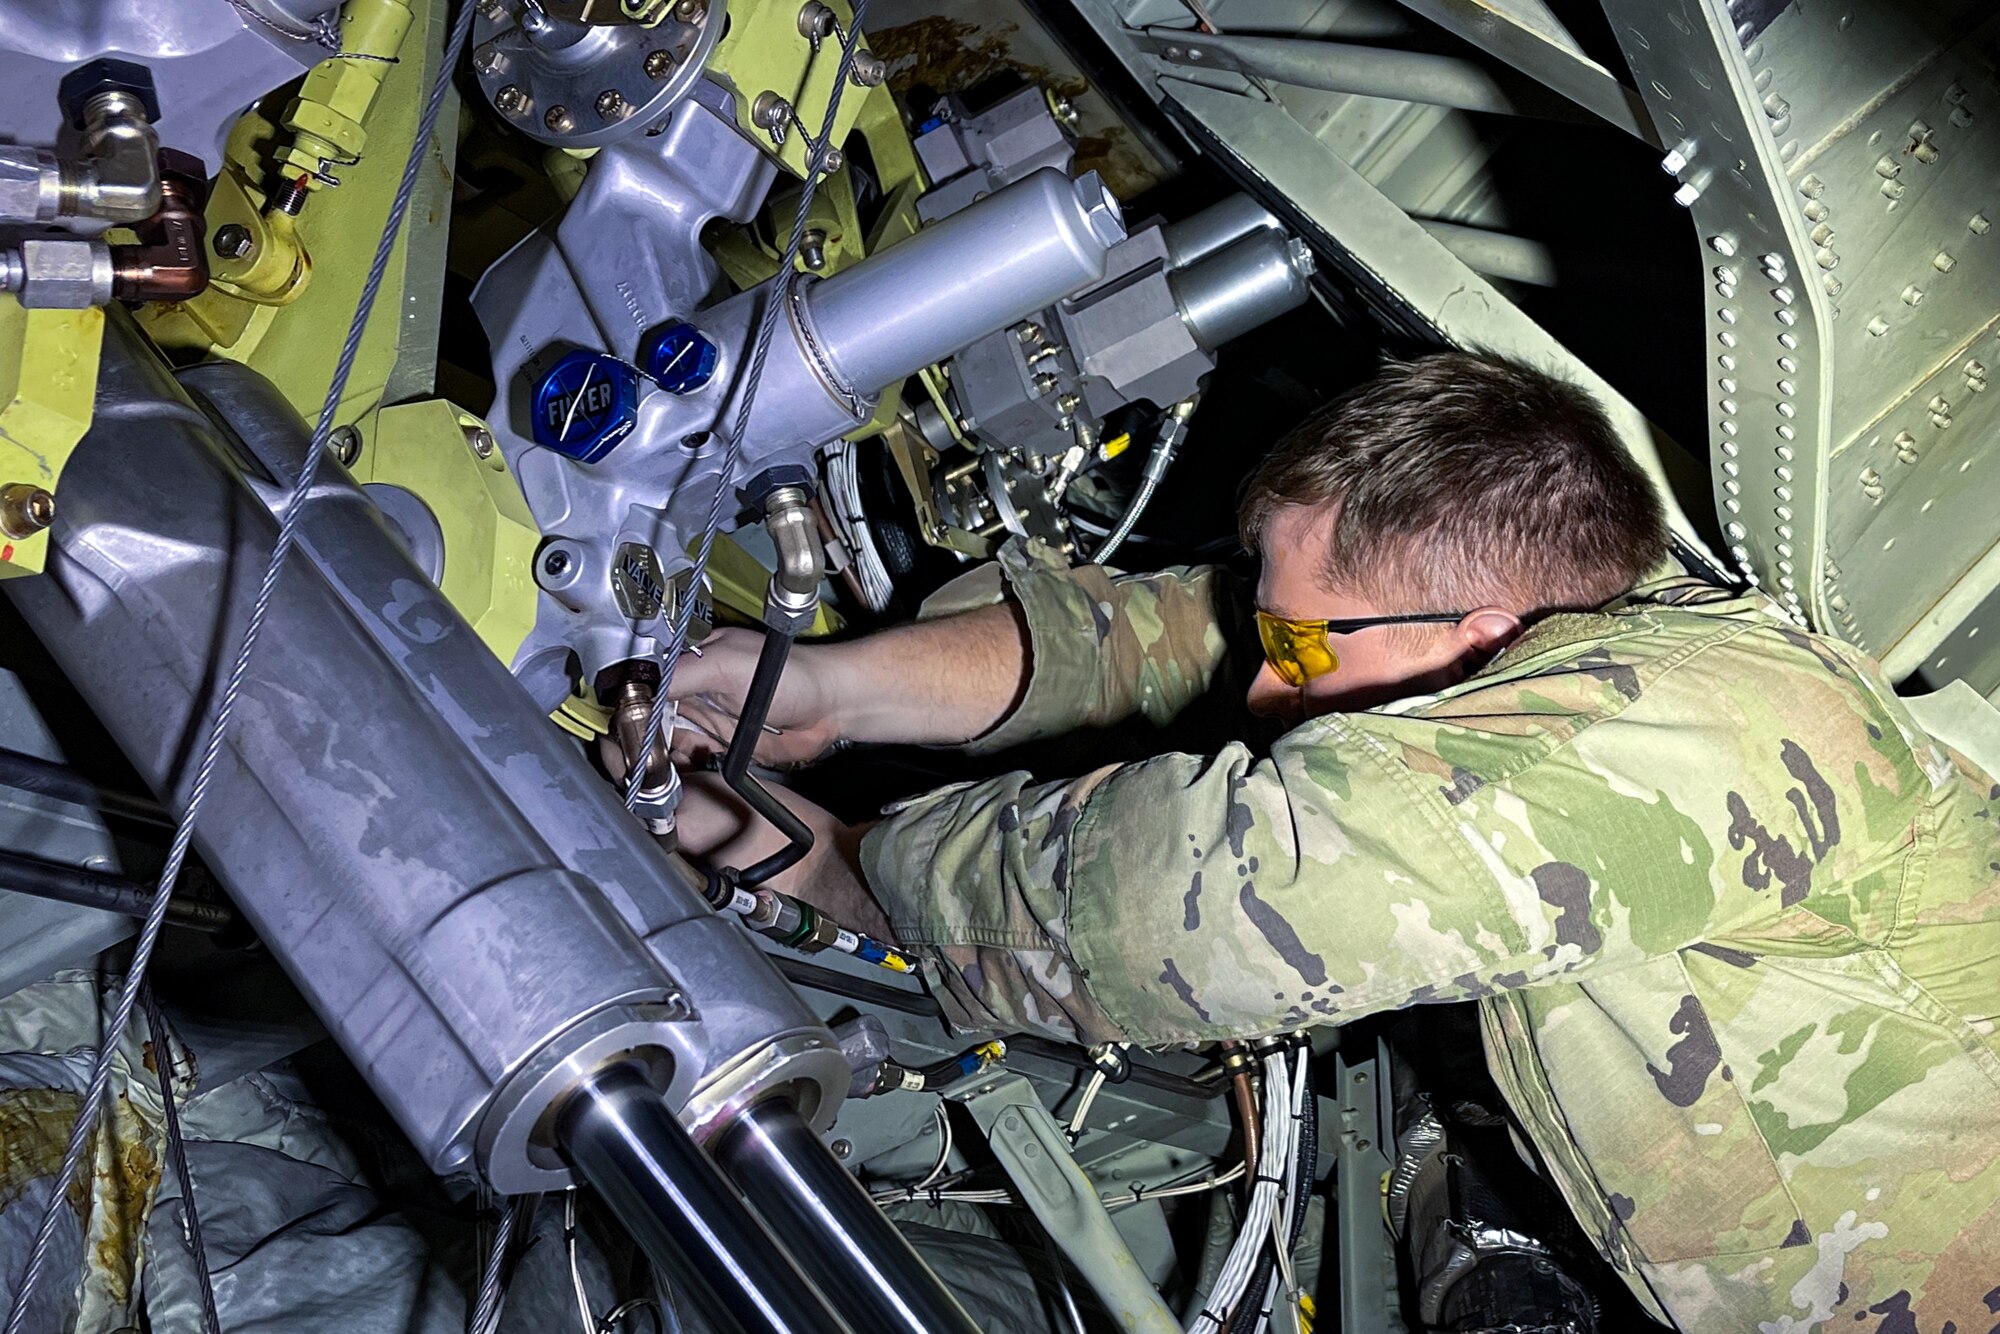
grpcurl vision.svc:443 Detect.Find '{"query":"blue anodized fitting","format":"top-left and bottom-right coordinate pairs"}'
top-left (530, 349), bottom-right (640, 463)
top-left (639, 320), bottom-right (720, 395)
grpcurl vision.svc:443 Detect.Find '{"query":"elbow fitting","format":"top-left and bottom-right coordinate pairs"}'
top-left (69, 91), bottom-right (163, 225)
top-left (110, 173), bottom-right (209, 303)
top-left (760, 483), bottom-right (823, 634)
top-left (2, 64), bottom-right (164, 231)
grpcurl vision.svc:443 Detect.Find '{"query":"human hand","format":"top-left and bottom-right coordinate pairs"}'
top-left (666, 628), bottom-right (844, 769)
top-left (670, 769), bottom-right (891, 941)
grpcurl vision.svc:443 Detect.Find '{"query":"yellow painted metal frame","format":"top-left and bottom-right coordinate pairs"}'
top-left (0, 303), bottom-right (103, 579)
top-left (351, 399), bottom-right (542, 662)
top-left (706, 0), bottom-right (872, 179)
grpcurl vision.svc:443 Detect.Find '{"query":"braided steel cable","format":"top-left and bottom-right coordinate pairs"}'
top-left (622, 0), bottom-right (875, 809)
top-left (2, 4), bottom-right (479, 1326)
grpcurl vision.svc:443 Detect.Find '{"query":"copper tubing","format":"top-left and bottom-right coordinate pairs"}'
top-left (110, 174), bottom-right (207, 302)
top-left (1221, 1039), bottom-right (1260, 1170)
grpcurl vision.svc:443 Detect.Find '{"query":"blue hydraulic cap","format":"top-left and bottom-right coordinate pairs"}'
top-left (639, 320), bottom-right (720, 395)
top-left (530, 349), bottom-right (639, 463)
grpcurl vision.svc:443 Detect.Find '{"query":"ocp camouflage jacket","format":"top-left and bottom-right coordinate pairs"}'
top-left (860, 542), bottom-right (2000, 1332)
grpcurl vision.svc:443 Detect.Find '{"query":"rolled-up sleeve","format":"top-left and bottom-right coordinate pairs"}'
top-left (917, 540), bottom-right (1236, 756)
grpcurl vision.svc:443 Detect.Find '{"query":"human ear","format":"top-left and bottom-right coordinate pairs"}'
top-left (1457, 608), bottom-right (1523, 655)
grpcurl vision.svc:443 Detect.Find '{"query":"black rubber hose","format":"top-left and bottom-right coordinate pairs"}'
top-left (717, 628), bottom-right (814, 888)
top-left (0, 847), bottom-right (235, 933)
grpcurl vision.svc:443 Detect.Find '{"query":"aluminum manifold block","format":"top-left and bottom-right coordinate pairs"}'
top-left (473, 77), bottom-right (1126, 701)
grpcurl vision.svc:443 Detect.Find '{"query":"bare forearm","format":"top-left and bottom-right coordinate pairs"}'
top-left (818, 600), bottom-right (1030, 747)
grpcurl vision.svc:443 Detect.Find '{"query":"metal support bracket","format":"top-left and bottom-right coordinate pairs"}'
top-left (1332, 1040), bottom-right (1405, 1333)
top-left (958, 1072), bottom-right (1181, 1334)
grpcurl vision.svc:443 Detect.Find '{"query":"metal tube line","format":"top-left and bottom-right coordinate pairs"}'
top-left (1416, 219), bottom-right (1560, 287)
top-left (1144, 30), bottom-right (1595, 122)
top-left (0, 847), bottom-right (236, 933)
top-left (717, 1097), bottom-right (984, 1334)
top-left (554, 1063), bottom-right (855, 1334)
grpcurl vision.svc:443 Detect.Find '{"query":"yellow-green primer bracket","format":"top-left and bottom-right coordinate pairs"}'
top-left (141, 0), bottom-right (449, 433)
top-left (706, 0), bottom-right (872, 179)
top-left (0, 302), bottom-right (103, 579)
top-left (348, 399), bottom-right (542, 663)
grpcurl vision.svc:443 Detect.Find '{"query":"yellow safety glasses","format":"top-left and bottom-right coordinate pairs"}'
top-left (1254, 610), bottom-right (1470, 687)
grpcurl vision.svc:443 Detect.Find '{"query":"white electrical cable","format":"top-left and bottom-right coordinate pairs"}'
top-left (1100, 1162), bottom-right (1247, 1211)
top-left (1066, 1068), bottom-right (1108, 1143)
top-left (824, 439), bottom-right (893, 611)
top-left (914, 1102), bottom-right (955, 1191)
top-left (1190, 1048), bottom-right (1298, 1334)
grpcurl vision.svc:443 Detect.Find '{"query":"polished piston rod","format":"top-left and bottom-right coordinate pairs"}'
top-left (555, 1063), bottom-right (855, 1334)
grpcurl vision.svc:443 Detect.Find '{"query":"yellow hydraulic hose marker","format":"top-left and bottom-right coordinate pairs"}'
top-left (271, 0), bottom-right (417, 212)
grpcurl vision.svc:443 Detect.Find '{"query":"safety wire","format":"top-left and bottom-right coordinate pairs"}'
top-left (621, 0), bottom-right (874, 811)
top-left (0, 4), bottom-right (480, 1330)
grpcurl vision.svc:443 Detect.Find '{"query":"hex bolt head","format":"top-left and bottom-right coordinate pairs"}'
top-left (473, 47), bottom-right (502, 75)
top-left (644, 48), bottom-right (674, 79)
top-left (212, 223), bottom-right (254, 260)
top-left (545, 104), bottom-right (574, 133)
top-left (797, 1), bottom-right (837, 41)
top-left (674, 0), bottom-right (707, 21)
top-left (464, 425), bottom-right (496, 459)
top-left (328, 424), bottom-right (362, 466)
top-left (595, 89), bottom-right (627, 120)
top-left (495, 84), bottom-right (528, 115)
top-left (831, 1138), bottom-right (853, 1160)
top-left (543, 548), bottom-right (572, 577)
top-left (818, 146), bottom-right (844, 173)
top-left (0, 484), bottom-right (56, 539)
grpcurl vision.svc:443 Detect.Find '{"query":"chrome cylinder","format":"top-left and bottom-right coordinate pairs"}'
top-left (1161, 193), bottom-right (1280, 268)
top-left (1169, 227), bottom-right (1316, 352)
top-left (4, 311), bottom-right (847, 1193)
top-left (717, 1098), bottom-right (984, 1334)
top-left (803, 166), bottom-right (1126, 394)
top-left (555, 1064), bottom-right (853, 1334)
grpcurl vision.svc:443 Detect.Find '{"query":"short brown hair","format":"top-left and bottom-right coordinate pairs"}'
top-left (1238, 352), bottom-right (1667, 615)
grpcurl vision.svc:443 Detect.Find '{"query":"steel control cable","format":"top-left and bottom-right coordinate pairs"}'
top-left (2, 3), bottom-right (480, 1327)
top-left (622, 0), bottom-right (874, 809)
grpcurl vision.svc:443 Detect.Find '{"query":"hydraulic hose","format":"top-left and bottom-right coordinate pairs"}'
top-left (718, 627), bottom-right (815, 888)
top-left (1092, 395), bottom-right (1199, 566)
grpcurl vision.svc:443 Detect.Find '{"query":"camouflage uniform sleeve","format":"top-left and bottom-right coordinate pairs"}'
top-left (915, 539), bottom-right (1236, 756)
top-left (860, 624), bottom-right (1803, 1044)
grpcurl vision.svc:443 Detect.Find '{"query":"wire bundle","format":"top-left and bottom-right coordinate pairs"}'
top-left (1191, 1046), bottom-right (1309, 1334)
top-left (823, 438), bottom-right (894, 612)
